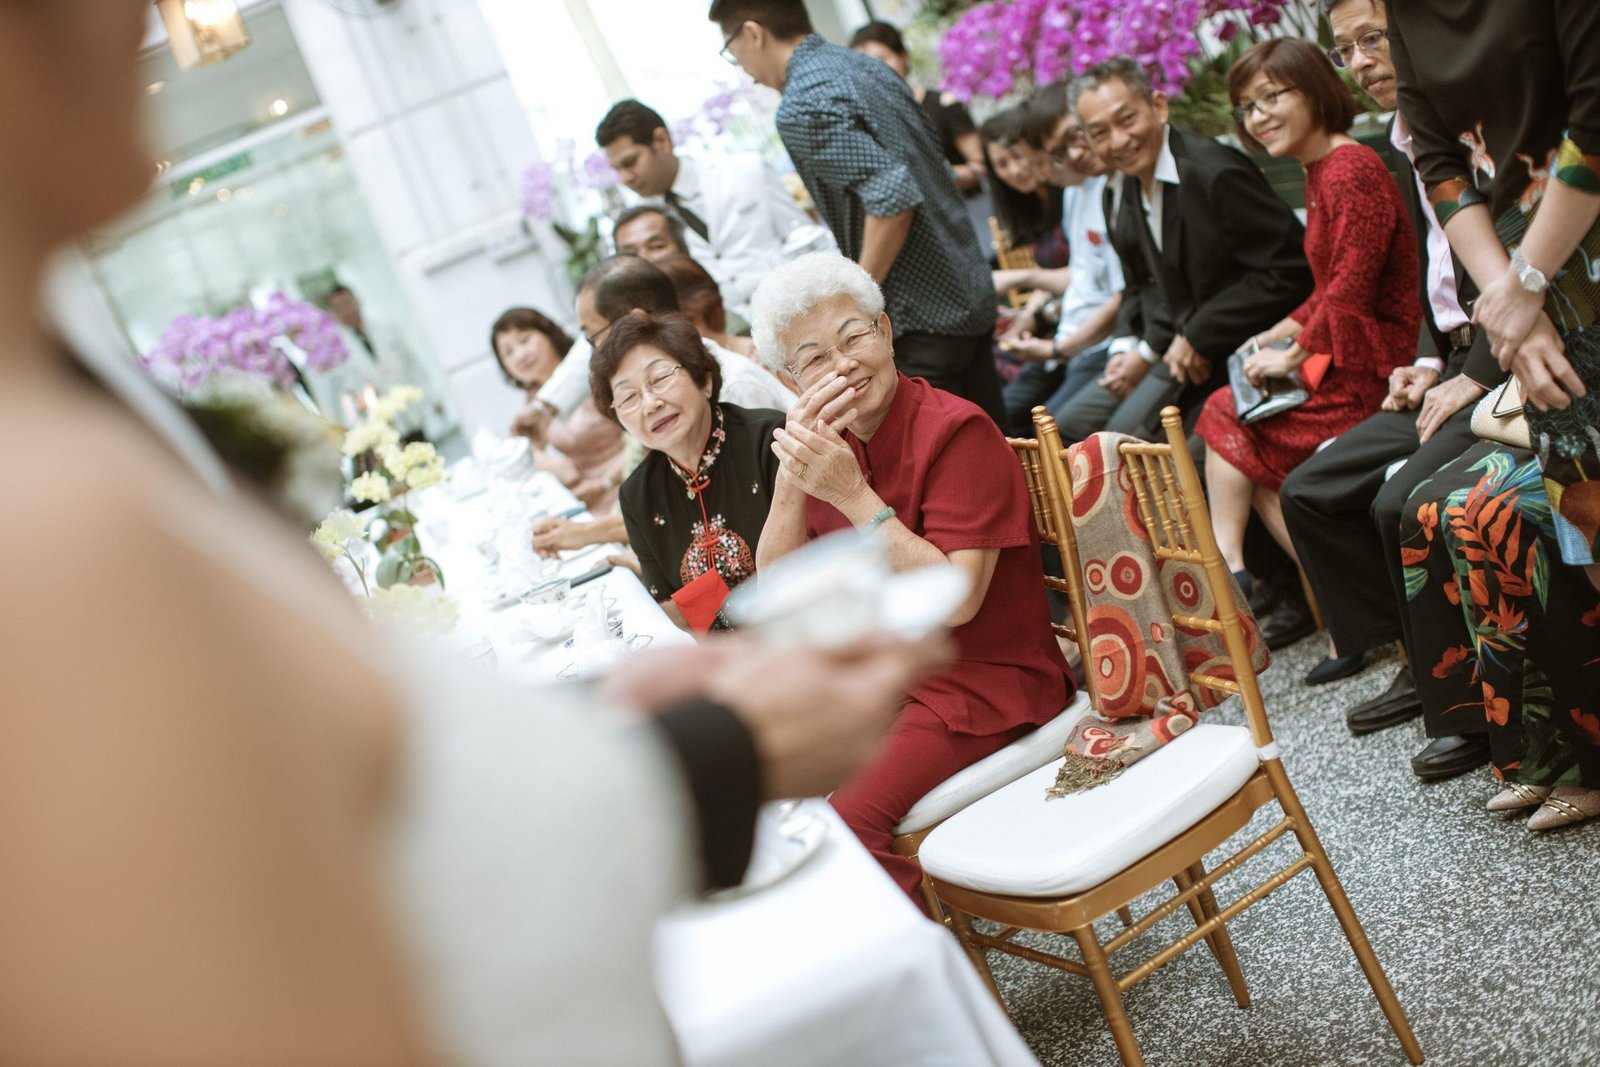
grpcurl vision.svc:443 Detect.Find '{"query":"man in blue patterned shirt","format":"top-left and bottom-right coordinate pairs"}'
top-left (708, 0), bottom-right (1003, 423)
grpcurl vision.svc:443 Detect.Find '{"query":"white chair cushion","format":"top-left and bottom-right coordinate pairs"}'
top-left (895, 691), bottom-right (1094, 836)
top-left (919, 724), bottom-right (1260, 897)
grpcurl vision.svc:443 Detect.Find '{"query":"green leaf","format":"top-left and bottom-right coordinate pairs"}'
top-left (1403, 564), bottom-right (1429, 601)
top-left (375, 552), bottom-right (406, 588)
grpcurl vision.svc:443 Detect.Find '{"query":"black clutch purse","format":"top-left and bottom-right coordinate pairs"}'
top-left (1228, 338), bottom-right (1309, 424)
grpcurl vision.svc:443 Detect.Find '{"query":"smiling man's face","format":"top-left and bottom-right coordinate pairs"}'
top-left (1074, 77), bottom-right (1170, 187)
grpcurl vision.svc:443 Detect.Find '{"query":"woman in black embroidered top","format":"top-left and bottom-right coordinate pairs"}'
top-left (592, 311), bottom-right (785, 633)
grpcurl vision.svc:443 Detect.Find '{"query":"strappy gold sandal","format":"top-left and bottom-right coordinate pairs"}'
top-left (1486, 782), bottom-right (1552, 812)
top-left (1528, 787), bottom-right (1600, 831)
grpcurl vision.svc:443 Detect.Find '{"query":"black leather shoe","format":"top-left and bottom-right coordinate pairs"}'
top-left (1258, 598), bottom-right (1316, 650)
top-left (1346, 666), bottom-right (1423, 734)
top-left (1305, 652), bottom-right (1365, 686)
top-left (1410, 735), bottom-right (1492, 781)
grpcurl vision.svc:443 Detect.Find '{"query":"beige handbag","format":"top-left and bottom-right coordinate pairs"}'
top-left (1470, 377), bottom-right (1532, 449)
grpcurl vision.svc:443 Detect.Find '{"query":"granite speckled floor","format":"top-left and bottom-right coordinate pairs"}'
top-left (997, 635), bottom-right (1600, 1067)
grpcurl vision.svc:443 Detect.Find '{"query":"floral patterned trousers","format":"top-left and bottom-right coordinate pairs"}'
top-left (1400, 441), bottom-right (1600, 787)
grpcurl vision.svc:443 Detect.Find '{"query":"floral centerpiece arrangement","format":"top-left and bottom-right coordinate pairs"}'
top-left (141, 291), bottom-right (349, 395)
top-left (311, 510), bottom-right (460, 633)
top-left (315, 385), bottom-right (448, 591)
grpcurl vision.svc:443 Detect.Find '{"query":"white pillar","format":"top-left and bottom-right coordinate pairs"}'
top-left (281, 0), bottom-right (571, 437)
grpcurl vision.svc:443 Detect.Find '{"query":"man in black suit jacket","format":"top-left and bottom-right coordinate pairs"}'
top-left (1277, 0), bottom-right (1505, 781)
top-left (1056, 58), bottom-right (1313, 443)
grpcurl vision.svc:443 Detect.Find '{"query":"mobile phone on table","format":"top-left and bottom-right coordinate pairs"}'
top-left (569, 561), bottom-right (614, 588)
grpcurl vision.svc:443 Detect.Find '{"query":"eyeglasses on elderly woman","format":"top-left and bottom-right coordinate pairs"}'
top-left (612, 364), bottom-right (685, 415)
top-left (786, 320), bottom-right (881, 385)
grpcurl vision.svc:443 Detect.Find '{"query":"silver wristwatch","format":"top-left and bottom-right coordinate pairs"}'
top-left (1510, 248), bottom-right (1549, 296)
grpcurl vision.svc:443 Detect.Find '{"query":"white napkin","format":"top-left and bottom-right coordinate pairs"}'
top-left (470, 426), bottom-right (500, 464)
top-left (574, 590), bottom-right (613, 647)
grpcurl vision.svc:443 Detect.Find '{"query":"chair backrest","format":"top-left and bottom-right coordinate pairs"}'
top-left (1007, 408), bottom-right (1097, 708)
top-left (988, 216), bottom-right (1038, 309)
top-left (1111, 407), bottom-right (1276, 748)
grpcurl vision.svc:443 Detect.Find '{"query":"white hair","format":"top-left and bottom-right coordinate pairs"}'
top-left (750, 252), bottom-right (886, 371)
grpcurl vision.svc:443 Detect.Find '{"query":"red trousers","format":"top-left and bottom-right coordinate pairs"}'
top-left (830, 701), bottom-right (1034, 915)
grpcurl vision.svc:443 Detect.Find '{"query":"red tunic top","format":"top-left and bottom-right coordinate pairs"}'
top-left (806, 375), bottom-right (1074, 736)
top-left (1196, 143), bottom-right (1421, 490)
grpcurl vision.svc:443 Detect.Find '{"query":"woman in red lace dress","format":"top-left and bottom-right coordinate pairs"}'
top-left (1195, 38), bottom-right (1419, 610)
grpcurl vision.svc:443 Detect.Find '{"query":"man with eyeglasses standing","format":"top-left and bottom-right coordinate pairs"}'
top-left (1278, 0), bottom-right (1504, 781)
top-left (706, 0), bottom-right (1006, 426)
top-left (1055, 57), bottom-right (1312, 445)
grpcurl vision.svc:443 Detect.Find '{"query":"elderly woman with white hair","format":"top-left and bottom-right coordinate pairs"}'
top-left (752, 252), bottom-right (1075, 910)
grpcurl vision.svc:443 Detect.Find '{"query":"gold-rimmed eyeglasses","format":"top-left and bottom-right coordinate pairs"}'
top-left (612, 364), bottom-right (684, 416)
top-left (787, 320), bottom-right (881, 383)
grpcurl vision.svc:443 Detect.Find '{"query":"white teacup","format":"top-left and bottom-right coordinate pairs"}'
top-left (725, 528), bottom-right (890, 648)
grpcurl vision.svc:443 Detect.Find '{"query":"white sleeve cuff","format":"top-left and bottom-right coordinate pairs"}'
top-left (535, 338), bottom-right (595, 419)
top-left (1137, 341), bottom-right (1159, 365)
top-left (1108, 335), bottom-right (1137, 357)
top-left (1413, 356), bottom-right (1445, 373)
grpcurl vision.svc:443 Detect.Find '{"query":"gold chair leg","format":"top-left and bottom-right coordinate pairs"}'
top-left (918, 873), bottom-right (950, 927)
top-left (947, 906), bottom-right (1005, 1005)
top-left (1073, 925), bottom-right (1145, 1067)
top-left (1274, 775), bottom-right (1424, 1063)
top-left (1116, 905), bottom-right (1134, 927)
top-left (1180, 863), bottom-right (1250, 1008)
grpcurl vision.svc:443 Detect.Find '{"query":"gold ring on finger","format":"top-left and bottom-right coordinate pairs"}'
top-left (796, 462), bottom-right (809, 478)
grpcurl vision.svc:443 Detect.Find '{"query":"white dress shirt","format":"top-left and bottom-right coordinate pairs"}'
top-left (1389, 115), bottom-right (1468, 373)
top-left (1055, 176), bottom-right (1125, 341)
top-left (657, 153), bottom-right (835, 322)
top-left (1109, 127), bottom-right (1180, 363)
top-left (536, 335), bottom-right (794, 420)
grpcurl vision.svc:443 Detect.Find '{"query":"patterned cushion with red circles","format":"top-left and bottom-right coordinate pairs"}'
top-left (1046, 433), bottom-right (1269, 797)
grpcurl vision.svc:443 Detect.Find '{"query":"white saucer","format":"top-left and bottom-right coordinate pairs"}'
top-left (707, 805), bottom-right (829, 902)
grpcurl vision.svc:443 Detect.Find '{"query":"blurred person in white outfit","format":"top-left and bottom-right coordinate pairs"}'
top-left (0, 5), bottom-right (946, 1061)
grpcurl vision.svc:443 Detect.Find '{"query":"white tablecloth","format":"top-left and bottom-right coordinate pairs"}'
top-left (409, 465), bottom-right (692, 683)
top-left (656, 803), bottom-right (1040, 1067)
top-left (410, 457), bottom-right (1038, 1067)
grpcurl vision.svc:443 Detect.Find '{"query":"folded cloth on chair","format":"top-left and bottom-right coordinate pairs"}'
top-left (1048, 432), bottom-right (1270, 796)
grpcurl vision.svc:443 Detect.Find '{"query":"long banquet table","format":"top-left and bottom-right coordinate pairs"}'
top-left (407, 455), bottom-right (1040, 1067)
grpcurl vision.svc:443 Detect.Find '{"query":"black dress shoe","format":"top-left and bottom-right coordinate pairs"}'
top-left (1346, 666), bottom-right (1423, 734)
top-left (1411, 735), bottom-right (1492, 781)
top-left (1258, 598), bottom-right (1316, 650)
top-left (1305, 652), bottom-right (1365, 686)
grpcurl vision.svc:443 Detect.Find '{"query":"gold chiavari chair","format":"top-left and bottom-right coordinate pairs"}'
top-left (989, 216), bottom-right (1039, 309)
top-left (887, 412), bottom-right (1098, 919)
top-left (917, 407), bottom-right (1424, 1067)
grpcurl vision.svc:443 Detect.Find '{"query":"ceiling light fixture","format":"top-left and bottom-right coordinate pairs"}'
top-left (154, 0), bottom-right (252, 71)
top-left (270, 98), bottom-right (290, 117)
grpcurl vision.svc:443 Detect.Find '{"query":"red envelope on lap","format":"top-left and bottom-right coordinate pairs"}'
top-left (672, 568), bottom-right (730, 635)
top-left (1301, 352), bottom-right (1332, 391)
